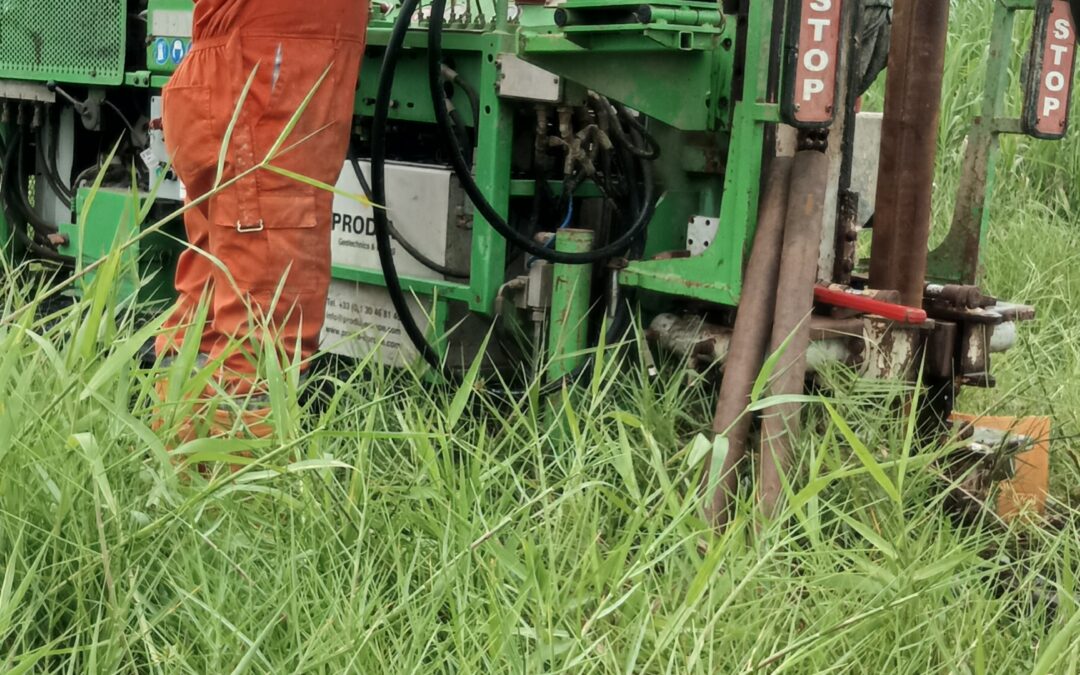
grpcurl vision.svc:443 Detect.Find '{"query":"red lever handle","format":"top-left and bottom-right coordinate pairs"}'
top-left (814, 286), bottom-right (928, 325)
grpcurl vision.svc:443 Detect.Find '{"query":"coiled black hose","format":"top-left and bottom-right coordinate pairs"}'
top-left (0, 131), bottom-right (73, 265)
top-left (426, 0), bottom-right (654, 265)
top-left (372, 2), bottom-right (646, 392)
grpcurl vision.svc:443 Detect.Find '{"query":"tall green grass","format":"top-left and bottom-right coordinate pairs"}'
top-left (1, 2), bottom-right (1079, 671)
top-left (1, 278), bottom-right (1077, 671)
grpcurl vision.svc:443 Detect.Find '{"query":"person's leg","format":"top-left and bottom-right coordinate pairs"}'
top-left (153, 52), bottom-right (229, 444)
top-left (154, 174), bottom-right (218, 363)
top-left (152, 184), bottom-right (217, 443)
top-left (155, 44), bottom-right (231, 367)
top-left (155, 16), bottom-right (366, 447)
top-left (202, 35), bottom-right (364, 403)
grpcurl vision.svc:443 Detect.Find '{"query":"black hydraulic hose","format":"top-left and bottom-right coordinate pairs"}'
top-left (623, 128), bottom-right (653, 258)
top-left (348, 150), bottom-right (469, 279)
top-left (13, 132), bottom-right (61, 237)
top-left (350, 149), bottom-right (373, 197)
top-left (600, 98), bottom-right (660, 160)
top-left (36, 127), bottom-right (73, 208)
top-left (372, 0), bottom-right (445, 373)
top-left (426, 0), bottom-right (655, 265)
top-left (447, 104), bottom-right (473, 163)
top-left (1, 131), bottom-right (47, 245)
top-left (41, 113), bottom-right (73, 201)
top-left (0, 133), bottom-right (73, 265)
top-left (10, 213), bottom-right (71, 264)
top-left (440, 65), bottom-right (480, 133)
top-left (48, 113), bottom-right (72, 198)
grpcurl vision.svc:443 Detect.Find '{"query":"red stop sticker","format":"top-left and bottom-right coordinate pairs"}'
top-left (783, 0), bottom-right (844, 128)
top-left (1024, 0), bottom-right (1077, 139)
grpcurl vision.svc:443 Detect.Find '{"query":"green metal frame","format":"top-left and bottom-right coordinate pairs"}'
top-left (607, 2), bottom-right (776, 306)
top-left (12, 0), bottom-right (761, 323)
top-left (548, 229), bottom-right (595, 378)
top-left (514, 2), bottom-right (756, 307)
top-left (927, 0), bottom-right (1039, 285)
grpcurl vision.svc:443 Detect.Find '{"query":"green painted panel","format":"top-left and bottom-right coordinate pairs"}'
top-left (60, 188), bottom-right (140, 300)
top-left (0, 0), bottom-right (127, 85)
top-left (59, 188), bottom-right (182, 304)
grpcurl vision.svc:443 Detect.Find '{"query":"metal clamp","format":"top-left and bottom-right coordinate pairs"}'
top-left (236, 220), bottom-right (265, 233)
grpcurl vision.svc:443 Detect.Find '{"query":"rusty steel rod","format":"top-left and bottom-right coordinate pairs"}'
top-left (705, 157), bottom-right (794, 529)
top-left (758, 150), bottom-right (830, 521)
top-left (868, 0), bottom-right (951, 308)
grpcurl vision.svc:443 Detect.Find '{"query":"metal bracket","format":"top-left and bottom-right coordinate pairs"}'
top-left (0, 79), bottom-right (56, 103)
top-left (495, 54), bottom-right (562, 102)
top-left (686, 215), bottom-right (719, 256)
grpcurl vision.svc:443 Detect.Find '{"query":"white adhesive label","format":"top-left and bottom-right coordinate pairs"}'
top-left (322, 161), bottom-right (457, 364)
top-left (151, 10), bottom-right (194, 38)
top-left (140, 147), bottom-right (157, 171)
top-left (149, 95), bottom-right (184, 202)
top-left (321, 280), bottom-right (431, 365)
top-left (331, 160), bottom-right (453, 279)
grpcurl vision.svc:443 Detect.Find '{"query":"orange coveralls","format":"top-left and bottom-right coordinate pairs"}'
top-left (156, 0), bottom-right (367, 395)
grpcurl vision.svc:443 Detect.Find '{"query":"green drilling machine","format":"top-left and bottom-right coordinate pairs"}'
top-left (0, 0), bottom-right (1075, 519)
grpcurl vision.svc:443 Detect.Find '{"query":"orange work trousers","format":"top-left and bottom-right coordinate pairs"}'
top-left (156, 0), bottom-right (366, 395)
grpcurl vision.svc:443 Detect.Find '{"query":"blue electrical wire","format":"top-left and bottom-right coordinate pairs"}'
top-left (558, 201), bottom-right (574, 230)
top-left (527, 201), bottom-right (574, 268)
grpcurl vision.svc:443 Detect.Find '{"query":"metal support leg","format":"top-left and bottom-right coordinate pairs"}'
top-left (547, 229), bottom-right (594, 381)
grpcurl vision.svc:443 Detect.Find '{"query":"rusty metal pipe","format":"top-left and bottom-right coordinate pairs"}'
top-left (703, 157), bottom-right (793, 529)
top-left (758, 150), bottom-right (830, 521)
top-left (868, 0), bottom-right (951, 308)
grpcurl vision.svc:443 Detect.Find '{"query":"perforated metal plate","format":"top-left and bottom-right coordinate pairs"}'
top-left (0, 0), bottom-right (127, 85)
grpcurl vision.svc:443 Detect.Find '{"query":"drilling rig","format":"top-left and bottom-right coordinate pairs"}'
top-left (0, 0), bottom-right (1074, 520)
